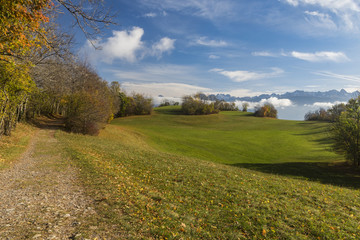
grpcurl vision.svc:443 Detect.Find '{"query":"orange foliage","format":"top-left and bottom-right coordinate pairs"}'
top-left (0, 0), bottom-right (53, 61)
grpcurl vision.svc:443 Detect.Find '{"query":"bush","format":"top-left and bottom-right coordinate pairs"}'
top-left (181, 95), bottom-right (218, 115)
top-left (304, 103), bottom-right (346, 122)
top-left (242, 102), bottom-right (249, 112)
top-left (304, 108), bottom-right (331, 121)
top-left (158, 99), bottom-right (180, 107)
top-left (214, 100), bottom-right (238, 111)
top-left (65, 90), bottom-right (112, 135)
top-left (116, 93), bottom-right (153, 117)
top-left (254, 103), bottom-right (277, 118)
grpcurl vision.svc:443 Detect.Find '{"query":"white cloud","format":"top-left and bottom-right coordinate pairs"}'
top-left (144, 11), bottom-right (168, 17)
top-left (304, 11), bottom-right (337, 29)
top-left (343, 86), bottom-right (360, 92)
top-left (209, 54), bottom-right (220, 59)
top-left (315, 71), bottom-right (360, 83)
top-left (210, 89), bottom-right (265, 98)
top-left (100, 27), bottom-right (144, 63)
top-left (144, 12), bottom-right (157, 17)
top-left (151, 37), bottom-right (176, 57)
top-left (234, 97), bottom-right (293, 110)
top-left (284, 0), bottom-right (299, 6)
top-left (304, 101), bottom-right (346, 109)
top-left (195, 37), bottom-right (228, 47)
top-left (290, 51), bottom-right (350, 62)
top-left (283, 0), bottom-right (360, 31)
top-left (251, 51), bottom-right (276, 57)
top-left (211, 68), bottom-right (284, 82)
top-left (284, 0), bottom-right (360, 12)
top-left (259, 97), bottom-right (293, 108)
top-left (121, 82), bottom-right (212, 98)
top-left (81, 27), bottom-right (175, 63)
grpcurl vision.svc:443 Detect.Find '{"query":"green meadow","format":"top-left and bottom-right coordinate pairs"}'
top-left (113, 106), bottom-right (341, 165)
top-left (56, 106), bottom-right (360, 239)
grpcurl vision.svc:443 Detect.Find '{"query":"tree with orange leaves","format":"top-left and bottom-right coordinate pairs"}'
top-left (0, 0), bottom-right (52, 61)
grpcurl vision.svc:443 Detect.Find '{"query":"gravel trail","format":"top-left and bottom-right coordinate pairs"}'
top-left (0, 127), bottom-right (100, 239)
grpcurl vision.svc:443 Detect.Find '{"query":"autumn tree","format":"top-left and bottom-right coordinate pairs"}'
top-left (181, 95), bottom-right (218, 115)
top-left (0, 0), bottom-right (52, 60)
top-left (254, 103), bottom-right (277, 118)
top-left (242, 102), bottom-right (249, 112)
top-left (331, 97), bottom-right (360, 167)
top-left (0, 0), bottom-right (52, 136)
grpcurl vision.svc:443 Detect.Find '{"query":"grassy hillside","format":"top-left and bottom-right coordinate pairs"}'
top-left (57, 108), bottom-right (360, 239)
top-left (112, 106), bottom-right (342, 164)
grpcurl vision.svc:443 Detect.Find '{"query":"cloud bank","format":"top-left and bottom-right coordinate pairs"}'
top-left (121, 82), bottom-right (212, 98)
top-left (235, 97), bottom-right (293, 110)
top-left (304, 101), bottom-right (346, 109)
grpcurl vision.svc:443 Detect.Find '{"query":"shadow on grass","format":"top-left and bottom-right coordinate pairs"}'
top-left (232, 162), bottom-right (360, 189)
top-left (29, 115), bottom-right (65, 131)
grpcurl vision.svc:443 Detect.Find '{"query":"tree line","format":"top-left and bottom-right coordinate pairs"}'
top-left (180, 93), bottom-right (278, 118)
top-left (304, 103), bottom-right (345, 122)
top-left (181, 93), bottom-right (238, 115)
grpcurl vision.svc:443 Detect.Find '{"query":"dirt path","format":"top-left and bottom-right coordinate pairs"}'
top-left (0, 124), bottom-right (101, 239)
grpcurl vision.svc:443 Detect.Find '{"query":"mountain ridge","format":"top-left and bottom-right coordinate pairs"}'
top-left (210, 89), bottom-right (360, 105)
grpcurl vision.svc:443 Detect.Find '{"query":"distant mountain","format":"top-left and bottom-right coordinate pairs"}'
top-left (209, 89), bottom-right (360, 105)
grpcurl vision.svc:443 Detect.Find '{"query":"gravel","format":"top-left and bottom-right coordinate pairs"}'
top-left (0, 129), bottom-right (102, 239)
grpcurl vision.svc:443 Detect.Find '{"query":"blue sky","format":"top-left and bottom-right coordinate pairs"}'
top-left (74, 0), bottom-right (360, 100)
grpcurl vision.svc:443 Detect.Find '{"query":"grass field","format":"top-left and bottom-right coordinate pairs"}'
top-left (112, 106), bottom-right (342, 164)
top-left (56, 107), bottom-right (360, 239)
top-left (0, 123), bottom-right (35, 169)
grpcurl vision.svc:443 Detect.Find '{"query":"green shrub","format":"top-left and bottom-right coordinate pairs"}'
top-left (214, 100), bottom-right (238, 111)
top-left (117, 93), bottom-right (153, 117)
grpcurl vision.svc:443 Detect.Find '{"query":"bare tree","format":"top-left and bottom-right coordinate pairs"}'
top-left (56, 0), bottom-right (116, 47)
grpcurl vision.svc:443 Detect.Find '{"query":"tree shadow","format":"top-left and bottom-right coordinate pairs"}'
top-left (232, 161), bottom-right (360, 190)
top-left (29, 115), bottom-right (65, 131)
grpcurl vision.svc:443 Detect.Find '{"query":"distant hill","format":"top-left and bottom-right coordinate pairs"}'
top-left (209, 89), bottom-right (359, 104)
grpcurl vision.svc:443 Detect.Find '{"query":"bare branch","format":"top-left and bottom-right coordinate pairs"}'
top-left (55, 0), bottom-right (117, 47)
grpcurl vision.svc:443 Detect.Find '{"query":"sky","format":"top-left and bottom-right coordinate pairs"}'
top-left (71, 0), bottom-right (360, 105)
